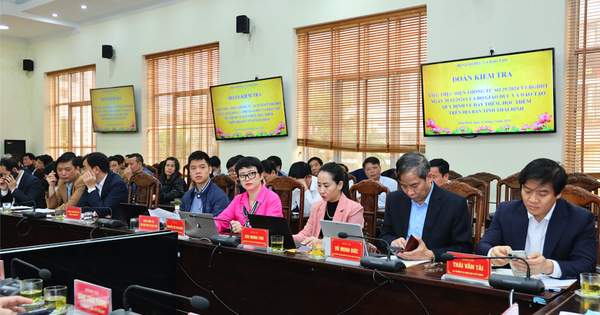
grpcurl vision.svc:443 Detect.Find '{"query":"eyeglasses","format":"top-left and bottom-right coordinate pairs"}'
top-left (238, 171), bottom-right (257, 181)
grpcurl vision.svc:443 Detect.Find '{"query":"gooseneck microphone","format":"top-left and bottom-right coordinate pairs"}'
top-left (84, 206), bottom-right (125, 228)
top-left (108, 284), bottom-right (209, 314)
top-left (208, 218), bottom-right (241, 247)
top-left (440, 253), bottom-right (545, 294)
top-left (11, 258), bottom-right (52, 280)
top-left (20, 200), bottom-right (44, 219)
top-left (337, 232), bottom-right (406, 272)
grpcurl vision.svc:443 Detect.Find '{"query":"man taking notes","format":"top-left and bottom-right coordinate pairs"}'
top-left (476, 158), bottom-right (597, 278)
top-left (45, 152), bottom-right (85, 209)
top-left (380, 152), bottom-right (472, 261)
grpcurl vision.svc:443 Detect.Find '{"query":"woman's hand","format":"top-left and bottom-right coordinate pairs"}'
top-left (231, 220), bottom-right (242, 234)
top-left (301, 236), bottom-right (319, 246)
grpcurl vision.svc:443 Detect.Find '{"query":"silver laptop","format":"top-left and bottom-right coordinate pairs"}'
top-left (319, 220), bottom-right (367, 257)
top-left (179, 212), bottom-right (219, 239)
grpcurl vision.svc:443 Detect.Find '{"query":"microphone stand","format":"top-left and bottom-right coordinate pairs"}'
top-left (84, 206), bottom-right (125, 228)
top-left (108, 284), bottom-right (209, 314)
top-left (209, 217), bottom-right (241, 247)
top-left (20, 200), bottom-right (44, 219)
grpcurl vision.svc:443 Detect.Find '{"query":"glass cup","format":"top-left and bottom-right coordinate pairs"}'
top-left (19, 279), bottom-right (43, 303)
top-left (44, 285), bottom-right (67, 311)
top-left (129, 218), bottom-right (139, 231)
top-left (82, 211), bottom-right (94, 224)
top-left (174, 198), bottom-right (181, 211)
top-left (54, 208), bottom-right (65, 221)
top-left (581, 273), bottom-right (600, 296)
top-left (312, 240), bottom-right (325, 259)
top-left (270, 235), bottom-right (284, 252)
top-left (2, 202), bottom-right (11, 213)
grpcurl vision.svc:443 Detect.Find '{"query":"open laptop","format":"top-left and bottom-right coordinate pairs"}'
top-left (247, 214), bottom-right (300, 249)
top-left (120, 203), bottom-right (150, 223)
top-left (178, 212), bottom-right (219, 239)
top-left (319, 220), bottom-right (369, 257)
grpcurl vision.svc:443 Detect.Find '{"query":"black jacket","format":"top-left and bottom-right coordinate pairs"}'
top-left (158, 171), bottom-right (185, 203)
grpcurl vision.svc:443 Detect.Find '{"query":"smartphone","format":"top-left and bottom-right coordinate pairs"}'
top-left (507, 250), bottom-right (528, 277)
top-left (10, 171), bottom-right (19, 179)
top-left (20, 306), bottom-right (56, 315)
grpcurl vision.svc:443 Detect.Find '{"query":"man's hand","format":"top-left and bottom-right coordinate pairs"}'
top-left (5, 175), bottom-right (16, 192)
top-left (395, 236), bottom-right (434, 261)
top-left (0, 295), bottom-right (33, 314)
top-left (295, 178), bottom-right (309, 191)
top-left (46, 171), bottom-right (57, 188)
top-left (490, 245), bottom-right (512, 267)
top-left (82, 171), bottom-right (96, 190)
top-left (124, 168), bottom-right (133, 180)
top-left (391, 237), bottom-right (407, 249)
top-left (230, 220), bottom-right (242, 234)
top-left (512, 252), bottom-right (554, 275)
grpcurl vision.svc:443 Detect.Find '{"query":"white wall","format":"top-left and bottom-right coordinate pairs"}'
top-left (1, 0), bottom-right (566, 179)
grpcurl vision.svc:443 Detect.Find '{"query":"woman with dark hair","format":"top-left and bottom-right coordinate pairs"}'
top-left (215, 156), bottom-right (283, 233)
top-left (158, 157), bottom-right (185, 203)
top-left (293, 162), bottom-right (364, 245)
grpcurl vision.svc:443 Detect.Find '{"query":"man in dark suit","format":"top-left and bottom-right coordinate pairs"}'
top-left (0, 157), bottom-right (45, 208)
top-left (380, 152), bottom-right (472, 261)
top-left (476, 158), bottom-right (597, 279)
top-left (77, 152), bottom-right (128, 220)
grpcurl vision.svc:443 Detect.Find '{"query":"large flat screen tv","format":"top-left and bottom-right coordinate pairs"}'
top-left (90, 85), bottom-right (138, 133)
top-left (210, 76), bottom-right (287, 140)
top-left (421, 48), bottom-right (556, 137)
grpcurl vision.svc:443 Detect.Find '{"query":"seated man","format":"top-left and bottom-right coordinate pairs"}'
top-left (124, 153), bottom-right (154, 182)
top-left (261, 159), bottom-right (278, 185)
top-left (0, 157), bottom-right (45, 208)
top-left (109, 155), bottom-right (128, 184)
top-left (210, 156), bottom-right (227, 177)
top-left (429, 158), bottom-right (450, 187)
top-left (267, 155), bottom-right (287, 176)
top-left (308, 157), bottom-right (323, 176)
top-left (226, 155), bottom-right (245, 200)
top-left (180, 151), bottom-right (230, 215)
top-left (355, 157), bottom-right (398, 210)
top-left (21, 153), bottom-right (36, 174)
top-left (76, 152), bottom-right (128, 220)
top-left (380, 152), bottom-right (472, 261)
top-left (476, 158), bottom-right (597, 279)
top-left (288, 162), bottom-right (321, 217)
top-left (45, 153), bottom-right (85, 209)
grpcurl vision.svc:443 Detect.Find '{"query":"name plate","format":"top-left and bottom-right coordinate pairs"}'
top-left (138, 215), bottom-right (160, 231)
top-left (330, 238), bottom-right (363, 262)
top-left (166, 218), bottom-right (185, 236)
top-left (241, 228), bottom-right (269, 247)
top-left (446, 252), bottom-right (491, 280)
top-left (66, 206), bottom-right (81, 220)
top-left (74, 279), bottom-right (112, 315)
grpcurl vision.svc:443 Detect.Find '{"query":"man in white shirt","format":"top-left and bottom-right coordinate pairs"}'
top-left (356, 157), bottom-right (398, 210)
top-left (288, 162), bottom-right (320, 217)
top-left (429, 158), bottom-right (450, 187)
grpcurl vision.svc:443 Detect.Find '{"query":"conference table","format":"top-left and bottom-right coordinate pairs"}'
top-left (0, 212), bottom-right (586, 315)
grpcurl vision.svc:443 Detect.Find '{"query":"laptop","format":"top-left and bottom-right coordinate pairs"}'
top-left (247, 214), bottom-right (300, 249)
top-left (319, 220), bottom-right (368, 257)
top-left (120, 203), bottom-right (150, 223)
top-left (179, 212), bottom-right (219, 239)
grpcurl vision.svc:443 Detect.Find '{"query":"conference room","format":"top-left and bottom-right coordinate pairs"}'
top-left (1, 0), bottom-right (597, 314)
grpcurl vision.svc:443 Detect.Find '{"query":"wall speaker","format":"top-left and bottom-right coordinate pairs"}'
top-left (102, 45), bottom-right (114, 59)
top-left (236, 15), bottom-right (250, 34)
top-left (4, 140), bottom-right (26, 162)
top-left (23, 59), bottom-right (34, 71)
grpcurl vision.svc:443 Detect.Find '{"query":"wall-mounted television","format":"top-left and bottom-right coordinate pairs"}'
top-left (421, 48), bottom-right (556, 137)
top-left (210, 76), bottom-right (287, 140)
top-left (90, 85), bottom-right (138, 133)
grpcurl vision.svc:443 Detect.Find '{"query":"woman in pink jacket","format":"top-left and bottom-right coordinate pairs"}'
top-left (215, 156), bottom-right (283, 233)
top-left (293, 162), bottom-right (364, 245)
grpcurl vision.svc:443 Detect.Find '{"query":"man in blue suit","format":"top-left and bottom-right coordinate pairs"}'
top-left (380, 152), bottom-right (472, 261)
top-left (77, 152), bottom-right (128, 220)
top-left (0, 157), bottom-right (44, 208)
top-left (476, 158), bottom-right (597, 279)
top-left (180, 150), bottom-right (230, 215)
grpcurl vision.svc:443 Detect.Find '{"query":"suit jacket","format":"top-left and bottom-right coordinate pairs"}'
top-left (45, 174), bottom-right (85, 209)
top-left (476, 198), bottom-right (597, 279)
top-left (380, 183), bottom-right (473, 260)
top-left (293, 193), bottom-right (364, 242)
top-left (180, 181), bottom-right (230, 216)
top-left (76, 171), bottom-right (128, 220)
top-left (1, 171), bottom-right (45, 208)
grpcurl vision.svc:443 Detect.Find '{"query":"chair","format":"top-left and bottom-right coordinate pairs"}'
top-left (467, 172), bottom-right (501, 221)
top-left (182, 164), bottom-right (191, 190)
top-left (211, 174), bottom-right (238, 198)
top-left (496, 172), bottom-right (522, 207)
top-left (560, 184), bottom-right (600, 264)
top-left (265, 176), bottom-right (305, 233)
top-left (440, 181), bottom-right (485, 251)
top-left (145, 165), bottom-right (158, 178)
top-left (152, 163), bottom-right (161, 177)
top-left (448, 170), bottom-right (463, 181)
top-left (454, 177), bottom-right (488, 218)
top-left (350, 179), bottom-right (389, 239)
top-left (567, 173), bottom-right (600, 194)
top-left (128, 171), bottom-right (161, 209)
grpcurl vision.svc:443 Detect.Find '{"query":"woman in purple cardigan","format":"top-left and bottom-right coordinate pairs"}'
top-left (293, 162), bottom-right (364, 245)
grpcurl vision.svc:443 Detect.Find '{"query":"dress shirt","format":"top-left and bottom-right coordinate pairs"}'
top-left (406, 182), bottom-right (434, 239)
top-left (525, 203), bottom-right (562, 278)
top-left (96, 173), bottom-right (108, 196)
top-left (66, 182), bottom-right (73, 201)
top-left (354, 175), bottom-right (398, 210)
top-left (190, 181), bottom-right (211, 213)
top-left (291, 187), bottom-right (320, 217)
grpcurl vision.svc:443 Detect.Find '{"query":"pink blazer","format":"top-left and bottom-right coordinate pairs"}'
top-left (215, 185), bottom-right (283, 232)
top-left (293, 193), bottom-right (364, 242)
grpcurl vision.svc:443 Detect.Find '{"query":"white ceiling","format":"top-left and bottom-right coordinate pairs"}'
top-left (0, 0), bottom-right (184, 44)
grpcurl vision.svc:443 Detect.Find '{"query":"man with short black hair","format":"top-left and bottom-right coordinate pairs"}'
top-left (180, 151), bottom-right (230, 215)
top-left (108, 155), bottom-right (128, 184)
top-left (226, 156), bottom-right (245, 200)
top-left (267, 155), bottom-right (287, 176)
top-left (356, 156), bottom-right (398, 210)
top-left (0, 158), bottom-right (45, 208)
top-left (380, 152), bottom-right (472, 261)
top-left (21, 153), bottom-right (36, 174)
top-left (76, 152), bottom-right (128, 220)
top-left (124, 153), bottom-right (153, 181)
top-left (261, 160), bottom-right (278, 185)
top-left (476, 158), bottom-right (597, 278)
top-left (308, 157), bottom-right (323, 176)
top-left (429, 158), bottom-right (450, 187)
top-left (288, 161), bottom-right (320, 216)
top-left (210, 156), bottom-right (226, 177)
top-left (35, 154), bottom-right (53, 170)
top-left (45, 153), bottom-right (85, 209)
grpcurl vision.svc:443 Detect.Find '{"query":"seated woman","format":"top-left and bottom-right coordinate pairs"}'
top-left (293, 162), bottom-right (364, 246)
top-left (215, 156), bottom-right (283, 233)
top-left (157, 157), bottom-right (185, 203)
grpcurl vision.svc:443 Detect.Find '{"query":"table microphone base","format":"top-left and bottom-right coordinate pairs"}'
top-left (96, 219), bottom-right (125, 228)
top-left (359, 257), bottom-right (406, 272)
top-left (108, 309), bottom-right (141, 315)
top-left (23, 211), bottom-right (46, 219)
top-left (488, 274), bottom-right (545, 294)
top-left (210, 234), bottom-right (241, 247)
